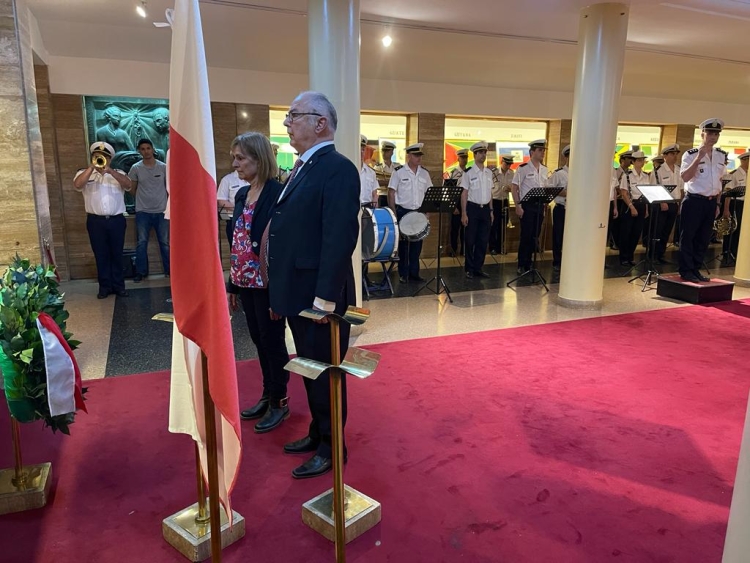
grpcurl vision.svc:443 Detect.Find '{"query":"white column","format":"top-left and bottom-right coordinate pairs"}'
top-left (559, 3), bottom-right (629, 307)
top-left (733, 197), bottom-right (750, 285)
top-left (723, 392), bottom-right (750, 562)
top-left (308, 0), bottom-right (363, 305)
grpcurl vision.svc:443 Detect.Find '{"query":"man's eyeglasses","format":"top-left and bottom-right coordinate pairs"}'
top-left (285, 112), bottom-right (322, 122)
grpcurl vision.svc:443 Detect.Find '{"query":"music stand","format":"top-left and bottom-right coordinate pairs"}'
top-left (625, 184), bottom-right (673, 291)
top-left (715, 185), bottom-right (745, 266)
top-left (506, 186), bottom-right (562, 292)
top-left (413, 185), bottom-right (464, 302)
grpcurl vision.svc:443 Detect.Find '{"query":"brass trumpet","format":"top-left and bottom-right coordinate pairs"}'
top-left (92, 152), bottom-right (108, 169)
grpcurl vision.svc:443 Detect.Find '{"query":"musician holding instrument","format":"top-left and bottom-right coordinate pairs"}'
top-left (489, 154), bottom-right (514, 255)
top-left (511, 139), bottom-right (548, 275)
top-left (359, 135), bottom-right (379, 206)
top-left (679, 118), bottom-right (727, 282)
top-left (720, 149), bottom-right (748, 261)
top-left (549, 145), bottom-right (570, 272)
top-left (461, 141), bottom-right (493, 279)
top-left (618, 151), bottom-right (651, 266)
top-left (73, 141), bottom-right (133, 299)
top-left (609, 150), bottom-right (632, 250)
top-left (388, 142), bottom-right (431, 283)
top-left (653, 144), bottom-right (683, 264)
top-left (449, 148), bottom-right (470, 255)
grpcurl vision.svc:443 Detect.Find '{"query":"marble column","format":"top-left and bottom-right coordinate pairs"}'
top-left (559, 3), bottom-right (629, 308)
top-left (0, 0), bottom-right (53, 270)
top-left (308, 0), bottom-right (362, 303)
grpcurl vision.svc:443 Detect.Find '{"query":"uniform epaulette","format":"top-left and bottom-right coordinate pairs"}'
top-left (465, 166), bottom-right (472, 171)
top-left (717, 148), bottom-right (728, 155)
top-left (519, 162), bottom-right (528, 168)
top-left (554, 167), bottom-right (563, 172)
top-left (731, 169), bottom-right (738, 174)
top-left (394, 165), bottom-right (403, 171)
top-left (420, 166), bottom-right (429, 172)
top-left (687, 148), bottom-right (699, 154)
top-left (77, 167), bottom-right (86, 173)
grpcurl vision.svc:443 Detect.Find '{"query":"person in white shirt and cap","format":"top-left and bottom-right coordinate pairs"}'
top-left (720, 148), bottom-right (748, 262)
top-left (618, 150), bottom-right (652, 266)
top-left (217, 168), bottom-right (250, 244)
top-left (460, 141), bottom-right (494, 278)
top-left (449, 148), bottom-right (470, 255)
top-left (73, 141), bottom-right (133, 299)
top-left (388, 142), bottom-right (431, 283)
top-left (549, 145), bottom-right (570, 271)
top-left (489, 154), bottom-right (514, 255)
top-left (608, 150), bottom-right (632, 250)
top-left (679, 118), bottom-right (727, 282)
top-left (359, 135), bottom-right (379, 206)
top-left (511, 139), bottom-right (548, 274)
top-left (653, 144), bottom-right (683, 263)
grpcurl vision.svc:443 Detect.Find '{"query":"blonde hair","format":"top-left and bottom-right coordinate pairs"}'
top-left (230, 132), bottom-right (278, 184)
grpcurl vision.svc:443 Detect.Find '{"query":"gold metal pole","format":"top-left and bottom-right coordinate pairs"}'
top-left (201, 352), bottom-right (223, 562)
top-left (195, 443), bottom-right (210, 525)
top-left (10, 418), bottom-right (27, 489)
top-left (328, 317), bottom-right (346, 563)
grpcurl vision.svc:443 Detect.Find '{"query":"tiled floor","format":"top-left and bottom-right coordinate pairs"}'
top-left (62, 246), bottom-right (749, 380)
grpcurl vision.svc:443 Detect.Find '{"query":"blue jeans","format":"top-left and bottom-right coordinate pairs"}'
top-left (135, 211), bottom-right (170, 276)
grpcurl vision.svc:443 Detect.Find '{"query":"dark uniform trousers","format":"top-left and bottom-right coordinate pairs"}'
top-left (489, 199), bottom-right (509, 253)
top-left (552, 204), bottom-right (565, 267)
top-left (396, 205), bottom-right (423, 278)
top-left (722, 198), bottom-right (745, 258)
top-left (679, 195), bottom-right (717, 276)
top-left (238, 287), bottom-right (290, 401)
top-left (655, 202), bottom-right (678, 260)
top-left (464, 201), bottom-right (492, 274)
top-left (608, 200), bottom-right (620, 248)
top-left (86, 213), bottom-right (126, 294)
top-left (618, 199), bottom-right (646, 263)
top-left (518, 204), bottom-right (543, 269)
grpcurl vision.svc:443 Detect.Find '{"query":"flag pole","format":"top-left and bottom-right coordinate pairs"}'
top-left (328, 318), bottom-right (346, 563)
top-left (194, 443), bottom-right (209, 524)
top-left (201, 351), bottom-right (223, 562)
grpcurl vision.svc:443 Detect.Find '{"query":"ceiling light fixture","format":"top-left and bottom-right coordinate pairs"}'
top-left (136, 1), bottom-right (147, 18)
top-left (382, 35), bottom-right (392, 47)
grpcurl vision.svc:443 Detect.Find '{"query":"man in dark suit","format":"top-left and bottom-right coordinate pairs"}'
top-left (268, 91), bottom-right (360, 479)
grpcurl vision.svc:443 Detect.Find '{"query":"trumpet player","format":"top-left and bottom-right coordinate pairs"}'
top-left (73, 142), bottom-right (133, 299)
top-left (490, 154), bottom-right (514, 255)
top-left (720, 149), bottom-right (748, 262)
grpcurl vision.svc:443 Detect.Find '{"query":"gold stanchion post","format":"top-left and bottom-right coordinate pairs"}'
top-left (0, 417), bottom-right (52, 514)
top-left (285, 307), bottom-right (382, 562)
top-left (200, 352), bottom-right (223, 562)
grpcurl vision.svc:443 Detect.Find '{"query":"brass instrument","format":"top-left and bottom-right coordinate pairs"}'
top-left (714, 213), bottom-right (737, 236)
top-left (92, 152), bottom-right (108, 169)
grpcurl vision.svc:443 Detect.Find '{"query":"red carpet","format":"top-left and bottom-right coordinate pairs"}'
top-left (2, 301), bottom-right (750, 562)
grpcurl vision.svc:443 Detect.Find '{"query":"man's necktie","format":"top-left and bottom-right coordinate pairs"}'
top-left (285, 157), bottom-right (304, 186)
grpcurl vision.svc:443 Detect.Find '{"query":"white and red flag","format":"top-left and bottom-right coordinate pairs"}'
top-left (166, 0), bottom-right (241, 518)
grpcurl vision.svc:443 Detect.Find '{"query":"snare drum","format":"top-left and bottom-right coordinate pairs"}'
top-left (361, 207), bottom-right (399, 261)
top-left (399, 212), bottom-right (430, 242)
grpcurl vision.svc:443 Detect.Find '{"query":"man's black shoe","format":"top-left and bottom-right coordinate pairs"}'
top-left (399, 276), bottom-right (408, 283)
top-left (284, 436), bottom-right (318, 454)
top-left (133, 274), bottom-right (144, 283)
top-left (115, 290), bottom-right (128, 297)
top-left (240, 395), bottom-right (269, 420)
top-left (97, 291), bottom-right (110, 299)
top-left (465, 271), bottom-right (474, 279)
top-left (680, 272), bottom-right (700, 282)
top-left (292, 455), bottom-right (333, 479)
top-left (694, 271), bottom-right (710, 282)
top-left (475, 271), bottom-right (490, 278)
top-left (254, 398), bottom-right (289, 434)
top-left (409, 275), bottom-right (426, 282)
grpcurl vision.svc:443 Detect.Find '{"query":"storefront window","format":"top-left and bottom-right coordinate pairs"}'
top-left (614, 125), bottom-right (661, 171)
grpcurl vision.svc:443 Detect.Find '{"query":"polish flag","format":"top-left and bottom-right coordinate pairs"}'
top-left (166, 0), bottom-right (241, 518)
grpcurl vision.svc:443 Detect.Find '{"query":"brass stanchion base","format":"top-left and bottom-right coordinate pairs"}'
top-left (0, 462), bottom-right (52, 515)
top-left (162, 500), bottom-right (245, 562)
top-left (302, 485), bottom-right (381, 544)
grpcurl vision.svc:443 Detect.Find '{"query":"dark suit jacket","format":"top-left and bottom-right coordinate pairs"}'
top-left (226, 178), bottom-right (284, 294)
top-left (268, 144), bottom-right (360, 317)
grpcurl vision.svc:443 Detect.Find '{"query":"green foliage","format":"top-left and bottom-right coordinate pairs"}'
top-left (0, 255), bottom-right (86, 434)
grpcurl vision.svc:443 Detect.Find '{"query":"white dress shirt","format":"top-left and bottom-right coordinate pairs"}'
top-left (549, 165), bottom-right (568, 205)
top-left (619, 169), bottom-right (652, 199)
top-left (681, 147), bottom-right (727, 197)
top-left (74, 169), bottom-right (130, 215)
top-left (726, 166), bottom-right (746, 201)
top-left (359, 164), bottom-right (379, 205)
top-left (460, 164), bottom-right (493, 205)
top-left (492, 167), bottom-right (514, 201)
top-left (388, 164), bottom-right (432, 210)
top-left (654, 163), bottom-right (684, 200)
top-left (278, 140), bottom-right (335, 201)
top-left (512, 161), bottom-right (548, 202)
top-left (217, 170), bottom-right (249, 219)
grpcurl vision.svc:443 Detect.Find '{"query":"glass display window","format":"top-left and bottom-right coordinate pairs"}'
top-left (614, 125), bottom-right (662, 172)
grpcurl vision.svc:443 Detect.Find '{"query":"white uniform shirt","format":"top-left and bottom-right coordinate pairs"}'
top-left (216, 170), bottom-right (249, 219)
top-left (74, 169), bottom-right (129, 216)
top-left (359, 164), bottom-right (379, 205)
top-left (492, 167), bottom-right (514, 201)
top-left (460, 164), bottom-right (493, 205)
top-left (449, 167), bottom-right (467, 181)
top-left (681, 147), bottom-right (727, 197)
top-left (619, 168), bottom-right (652, 199)
top-left (375, 160), bottom-right (400, 176)
top-left (512, 161), bottom-right (548, 202)
top-left (726, 166), bottom-right (747, 201)
top-left (654, 163), bottom-right (684, 200)
top-left (549, 165), bottom-right (568, 205)
top-left (388, 164), bottom-right (432, 210)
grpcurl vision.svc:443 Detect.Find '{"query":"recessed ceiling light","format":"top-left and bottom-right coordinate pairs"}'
top-left (241, 111), bottom-right (248, 119)
top-left (382, 35), bottom-right (392, 47)
top-left (136, 2), bottom-right (147, 18)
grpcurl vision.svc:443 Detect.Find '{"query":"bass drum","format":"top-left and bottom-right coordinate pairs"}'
top-left (361, 207), bottom-right (400, 261)
top-left (399, 211), bottom-right (430, 242)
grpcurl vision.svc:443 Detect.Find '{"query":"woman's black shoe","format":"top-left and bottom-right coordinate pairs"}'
top-left (241, 395), bottom-right (269, 420)
top-left (254, 398), bottom-right (290, 433)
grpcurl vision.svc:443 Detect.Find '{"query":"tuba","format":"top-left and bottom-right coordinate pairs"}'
top-left (91, 152), bottom-right (108, 169)
top-left (714, 214), bottom-right (737, 237)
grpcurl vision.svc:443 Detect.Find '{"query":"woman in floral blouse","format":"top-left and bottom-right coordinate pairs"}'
top-left (226, 132), bottom-right (290, 433)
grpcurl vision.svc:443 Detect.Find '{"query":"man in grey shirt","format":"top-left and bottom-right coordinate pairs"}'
top-left (128, 139), bottom-right (170, 281)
